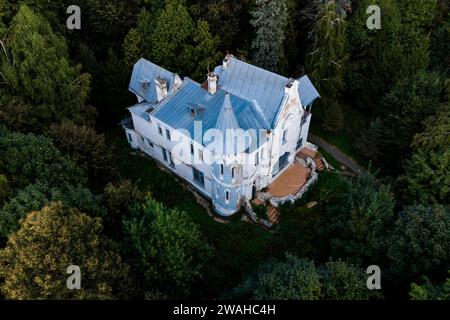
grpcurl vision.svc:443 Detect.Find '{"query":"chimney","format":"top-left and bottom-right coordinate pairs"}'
top-left (223, 53), bottom-right (233, 69)
top-left (154, 76), bottom-right (168, 102)
top-left (207, 72), bottom-right (217, 95)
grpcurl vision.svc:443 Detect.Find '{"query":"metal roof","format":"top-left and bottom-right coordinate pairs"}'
top-left (214, 58), bottom-right (289, 128)
top-left (152, 78), bottom-right (270, 144)
top-left (128, 58), bottom-right (320, 146)
top-left (129, 58), bottom-right (176, 103)
top-left (298, 75), bottom-right (321, 106)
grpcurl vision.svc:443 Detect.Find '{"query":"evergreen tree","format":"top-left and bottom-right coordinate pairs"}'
top-left (250, 0), bottom-right (288, 72)
top-left (307, 0), bottom-right (348, 133)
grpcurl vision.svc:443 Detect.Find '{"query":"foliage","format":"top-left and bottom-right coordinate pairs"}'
top-left (102, 180), bottom-right (145, 239)
top-left (387, 205), bottom-right (450, 280)
top-left (307, 0), bottom-right (348, 133)
top-left (250, 0), bottom-right (289, 72)
top-left (322, 174), bottom-right (395, 265)
top-left (0, 5), bottom-right (95, 126)
top-left (230, 253), bottom-right (321, 300)
top-left (47, 121), bottom-right (117, 189)
top-left (123, 196), bottom-right (213, 297)
top-left (410, 272), bottom-right (450, 300)
top-left (398, 108), bottom-right (450, 205)
top-left (0, 182), bottom-right (105, 240)
top-left (318, 259), bottom-right (376, 300)
top-left (123, 0), bottom-right (220, 80)
top-left (0, 202), bottom-right (131, 299)
top-left (0, 131), bottom-right (85, 189)
top-left (230, 253), bottom-right (376, 300)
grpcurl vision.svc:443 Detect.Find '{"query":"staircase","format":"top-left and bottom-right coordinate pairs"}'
top-left (266, 204), bottom-right (280, 224)
top-left (314, 156), bottom-right (326, 172)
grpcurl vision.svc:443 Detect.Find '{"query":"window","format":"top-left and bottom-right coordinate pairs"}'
top-left (166, 129), bottom-right (171, 141)
top-left (168, 151), bottom-right (175, 167)
top-left (158, 125), bottom-right (163, 135)
top-left (193, 168), bottom-right (205, 187)
top-left (282, 129), bottom-right (288, 144)
top-left (127, 133), bottom-right (132, 142)
top-left (220, 164), bottom-right (224, 176)
top-left (147, 139), bottom-right (154, 148)
top-left (225, 191), bottom-right (229, 202)
top-left (190, 143), bottom-right (194, 155)
top-left (162, 147), bottom-right (168, 162)
top-left (141, 136), bottom-right (145, 143)
top-left (255, 152), bottom-right (259, 166)
top-left (231, 167), bottom-right (235, 179)
top-left (198, 150), bottom-right (203, 162)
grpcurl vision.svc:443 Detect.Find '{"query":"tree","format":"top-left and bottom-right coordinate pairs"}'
top-left (306, 0), bottom-right (348, 133)
top-left (123, 196), bottom-right (212, 297)
top-left (47, 121), bottom-right (117, 189)
top-left (322, 174), bottom-right (395, 265)
top-left (399, 109), bottom-right (450, 205)
top-left (0, 202), bottom-right (131, 299)
top-left (379, 72), bottom-right (442, 168)
top-left (231, 253), bottom-right (321, 300)
top-left (0, 5), bottom-right (95, 126)
top-left (102, 180), bottom-right (145, 239)
top-left (0, 131), bottom-right (85, 189)
top-left (387, 205), bottom-right (450, 280)
top-left (410, 272), bottom-right (450, 300)
top-left (250, 0), bottom-right (289, 72)
top-left (0, 182), bottom-right (105, 240)
top-left (229, 254), bottom-right (376, 300)
top-left (318, 259), bottom-right (377, 300)
top-left (123, 1), bottom-right (220, 80)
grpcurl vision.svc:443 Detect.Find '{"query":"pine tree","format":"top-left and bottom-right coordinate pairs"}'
top-left (250, 0), bottom-right (289, 72)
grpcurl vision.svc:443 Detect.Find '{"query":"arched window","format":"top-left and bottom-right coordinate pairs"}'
top-left (220, 164), bottom-right (224, 176)
top-left (225, 191), bottom-right (229, 201)
top-left (231, 167), bottom-right (235, 178)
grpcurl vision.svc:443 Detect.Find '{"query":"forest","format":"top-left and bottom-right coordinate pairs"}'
top-left (0, 0), bottom-right (449, 300)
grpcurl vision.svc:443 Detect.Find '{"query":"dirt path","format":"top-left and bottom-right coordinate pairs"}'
top-left (308, 133), bottom-right (368, 177)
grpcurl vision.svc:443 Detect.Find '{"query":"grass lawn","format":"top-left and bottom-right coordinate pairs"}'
top-left (106, 127), bottom-right (349, 298)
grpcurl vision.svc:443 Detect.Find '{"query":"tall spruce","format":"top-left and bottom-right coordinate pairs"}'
top-left (250, 0), bottom-right (289, 72)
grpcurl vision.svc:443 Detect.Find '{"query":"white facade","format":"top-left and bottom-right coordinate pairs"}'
top-left (124, 56), bottom-right (318, 216)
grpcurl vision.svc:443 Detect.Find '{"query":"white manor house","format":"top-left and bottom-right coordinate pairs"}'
top-left (123, 54), bottom-right (320, 218)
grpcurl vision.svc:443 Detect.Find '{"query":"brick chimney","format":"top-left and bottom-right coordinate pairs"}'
top-left (207, 72), bottom-right (217, 95)
top-left (154, 76), bottom-right (168, 102)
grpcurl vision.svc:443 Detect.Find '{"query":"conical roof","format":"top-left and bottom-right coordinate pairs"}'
top-left (215, 92), bottom-right (240, 155)
top-left (215, 92), bottom-right (240, 132)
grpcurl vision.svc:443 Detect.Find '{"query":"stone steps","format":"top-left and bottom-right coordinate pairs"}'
top-left (266, 205), bottom-right (280, 224)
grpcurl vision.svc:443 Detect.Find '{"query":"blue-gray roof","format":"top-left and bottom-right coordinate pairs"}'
top-left (153, 78), bottom-right (270, 141)
top-left (129, 58), bottom-right (176, 104)
top-left (298, 75), bottom-right (320, 106)
top-left (128, 58), bottom-right (320, 144)
top-left (214, 58), bottom-right (289, 128)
